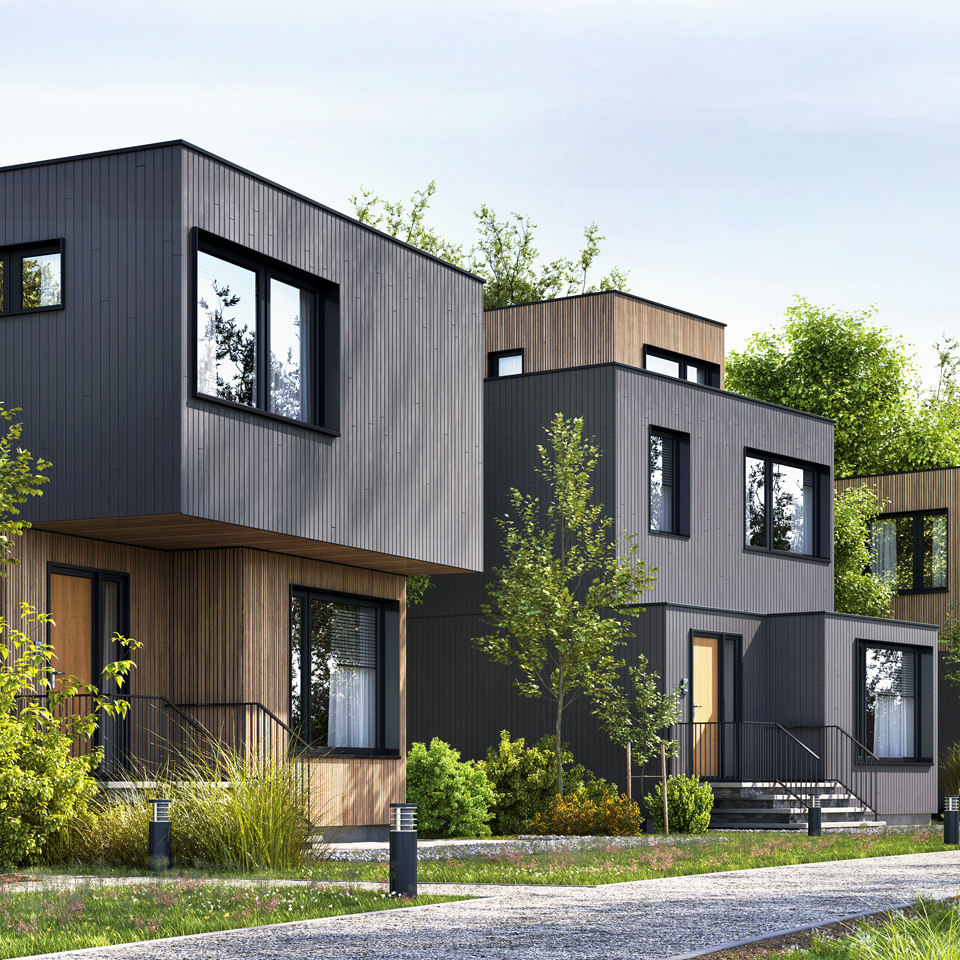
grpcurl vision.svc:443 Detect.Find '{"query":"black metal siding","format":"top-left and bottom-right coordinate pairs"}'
top-left (1, 146), bottom-right (183, 522)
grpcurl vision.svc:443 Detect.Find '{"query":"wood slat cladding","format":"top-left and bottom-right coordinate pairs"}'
top-left (836, 468), bottom-right (960, 633)
top-left (2, 531), bottom-right (406, 827)
top-left (483, 291), bottom-right (725, 379)
top-left (2, 141), bottom-right (483, 574)
top-left (35, 515), bottom-right (468, 575)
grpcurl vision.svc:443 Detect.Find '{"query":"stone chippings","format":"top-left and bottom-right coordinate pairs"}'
top-left (33, 850), bottom-right (960, 960)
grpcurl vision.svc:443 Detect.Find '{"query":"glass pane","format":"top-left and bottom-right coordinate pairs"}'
top-left (871, 519), bottom-right (899, 585)
top-left (745, 457), bottom-right (766, 547)
top-left (650, 433), bottom-right (674, 532)
top-left (268, 279), bottom-right (308, 420)
top-left (770, 462), bottom-right (814, 554)
top-left (197, 251), bottom-right (257, 406)
top-left (0, 259), bottom-right (4, 311)
top-left (923, 514), bottom-right (947, 589)
top-left (290, 596), bottom-right (306, 740)
top-left (22, 253), bottom-right (61, 308)
top-left (865, 646), bottom-right (915, 758)
top-left (686, 364), bottom-right (709, 385)
top-left (894, 516), bottom-right (915, 591)
top-left (647, 354), bottom-right (681, 378)
top-left (497, 354), bottom-right (523, 377)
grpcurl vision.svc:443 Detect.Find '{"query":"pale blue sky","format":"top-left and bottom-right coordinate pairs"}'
top-left (3, 0), bottom-right (956, 381)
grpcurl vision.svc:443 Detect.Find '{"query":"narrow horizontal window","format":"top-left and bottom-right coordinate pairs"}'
top-left (644, 346), bottom-right (720, 387)
top-left (0, 240), bottom-right (64, 316)
top-left (489, 349), bottom-right (524, 378)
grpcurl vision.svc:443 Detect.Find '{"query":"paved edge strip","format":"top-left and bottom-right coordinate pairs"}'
top-left (663, 901), bottom-right (915, 960)
top-left (18, 896), bottom-right (487, 960)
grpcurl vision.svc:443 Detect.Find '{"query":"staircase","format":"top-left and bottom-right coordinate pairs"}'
top-left (709, 781), bottom-right (883, 830)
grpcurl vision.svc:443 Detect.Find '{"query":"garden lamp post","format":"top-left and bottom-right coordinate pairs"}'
top-left (148, 798), bottom-right (172, 872)
top-left (807, 794), bottom-right (821, 837)
top-left (389, 803), bottom-right (417, 897)
top-left (945, 796), bottom-right (959, 845)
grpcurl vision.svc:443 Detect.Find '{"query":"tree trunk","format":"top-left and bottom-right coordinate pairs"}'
top-left (555, 696), bottom-right (564, 797)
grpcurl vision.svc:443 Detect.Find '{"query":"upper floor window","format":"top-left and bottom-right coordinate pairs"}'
top-left (0, 240), bottom-right (63, 316)
top-left (650, 427), bottom-right (690, 536)
top-left (870, 511), bottom-right (947, 593)
top-left (644, 346), bottom-right (720, 388)
top-left (194, 231), bottom-right (340, 432)
top-left (489, 349), bottom-right (523, 378)
top-left (745, 452), bottom-right (826, 558)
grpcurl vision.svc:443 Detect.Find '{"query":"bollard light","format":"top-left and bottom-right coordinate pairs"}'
top-left (808, 794), bottom-right (822, 837)
top-left (389, 803), bottom-right (417, 898)
top-left (945, 796), bottom-right (959, 846)
top-left (148, 798), bottom-right (173, 873)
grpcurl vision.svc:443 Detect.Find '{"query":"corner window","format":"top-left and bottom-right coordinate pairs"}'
top-left (644, 347), bottom-right (720, 388)
top-left (289, 589), bottom-right (399, 756)
top-left (650, 427), bottom-right (690, 536)
top-left (745, 452), bottom-right (826, 558)
top-left (859, 642), bottom-right (932, 761)
top-left (0, 240), bottom-right (63, 315)
top-left (489, 349), bottom-right (523, 378)
top-left (870, 511), bottom-right (947, 593)
top-left (194, 231), bottom-right (339, 431)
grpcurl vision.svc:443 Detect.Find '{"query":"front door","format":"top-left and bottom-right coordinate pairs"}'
top-left (692, 635), bottom-right (719, 776)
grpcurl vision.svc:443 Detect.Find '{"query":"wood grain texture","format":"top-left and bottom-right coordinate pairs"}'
top-left (49, 573), bottom-right (94, 685)
top-left (483, 291), bottom-right (725, 380)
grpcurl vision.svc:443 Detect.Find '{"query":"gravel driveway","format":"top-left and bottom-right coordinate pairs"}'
top-left (28, 851), bottom-right (960, 960)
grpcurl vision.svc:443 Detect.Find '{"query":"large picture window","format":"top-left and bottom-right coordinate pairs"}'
top-left (194, 231), bottom-right (339, 431)
top-left (0, 240), bottom-right (63, 316)
top-left (870, 511), bottom-right (947, 594)
top-left (859, 642), bottom-right (933, 761)
top-left (289, 590), bottom-right (400, 755)
top-left (650, 427), bottom-right (690, 536)
top-left (745, 452), bottom-right (826, 558)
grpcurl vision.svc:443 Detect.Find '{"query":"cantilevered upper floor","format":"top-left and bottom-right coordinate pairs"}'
top-left (0, 141), bottom-right (484, 574)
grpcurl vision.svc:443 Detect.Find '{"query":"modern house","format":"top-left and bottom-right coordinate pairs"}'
top-left (836, 468), bottom-right (960, 761)
top-left (409, 291), bottom-right (940, 825)
top-left (0, 141), bottom-right (484, 839)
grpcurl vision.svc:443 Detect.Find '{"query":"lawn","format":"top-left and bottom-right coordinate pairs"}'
top-left (31, 828), bottom-right (958, 888)
top-left (0, 877), bottom-right (466, 959)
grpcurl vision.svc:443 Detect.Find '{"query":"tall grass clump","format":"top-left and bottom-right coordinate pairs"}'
top-left (939, 740), bottom-right (960, 799)
top-left (170, 744), bottom-right (314, 870)
top-left (43, 797), bottom-right (151, 868)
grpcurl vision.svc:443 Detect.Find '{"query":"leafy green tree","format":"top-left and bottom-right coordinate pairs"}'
top-left (0, 405), bottom-right (50, 570)
top-left (474, 414), bottom-right (657, 796)
top-left (833, 486), bottom-right (896, 617)
top-left (350, 182), bottom-right (629, 309)
top-left (405, 574), bottom-right (432, 607)
top-left (725, 297), bottom-right (960, 478)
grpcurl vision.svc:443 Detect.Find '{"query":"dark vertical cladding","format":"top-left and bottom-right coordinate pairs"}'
top-left (1, 142), bottom-right (483, 572)
top-left (0, 146), bottom-right (183, 523)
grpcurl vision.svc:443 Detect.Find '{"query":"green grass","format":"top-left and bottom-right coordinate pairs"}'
top-left (795, 898), bottom-right (960, 958)
top-left (30, 828), bottom-right (958, 887)
top-left (0, 877), bottom-right (466, 959)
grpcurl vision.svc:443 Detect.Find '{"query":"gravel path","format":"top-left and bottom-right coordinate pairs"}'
top-left (26, 851), bottom-right (960, 960)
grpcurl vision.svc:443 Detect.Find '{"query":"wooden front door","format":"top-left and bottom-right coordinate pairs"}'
top-left (49, 573), bottom-right (95, 688)
top-left (692, 634), bottom-right (719, 777)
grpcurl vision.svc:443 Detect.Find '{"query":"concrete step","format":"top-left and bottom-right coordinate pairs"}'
top-left (714, 806), bottom-right (868, 815)
top-left (710, 820), bottom-right (885, 831)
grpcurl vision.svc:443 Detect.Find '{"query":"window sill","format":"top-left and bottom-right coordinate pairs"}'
top-left (649, 530), bottom-right (690, 541)
top-left (293, 750), bottom-right (401, 761)
top-left (896, 588), bottom-right (949, 596)
top-left (0, 304), bottom-right (65, 319)
top-left (193, 391), bottom-right (340, 437)
top-left (742, 546), bottom-right (830, 565)
top-left (857, 760), bottom-right (932, 768)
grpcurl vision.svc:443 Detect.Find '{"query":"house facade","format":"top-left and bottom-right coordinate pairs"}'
top-left (836, 468), bottom-right (960, 763)
top-left (410, 292), bottom-right (939, 824)
top-left (0, 141), bottom-right (484, 837)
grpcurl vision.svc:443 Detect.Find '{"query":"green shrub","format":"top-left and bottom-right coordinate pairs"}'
top-left (43, 795), bottom-right (150, 868)
top-left (406, 739), bottom-right (495, 838)
top-left (643, 774), bottom-right (713, 834)
top-left (480, 730), bottom-right (616, 836)
top-left (526, 792), bottom-right (645, 836)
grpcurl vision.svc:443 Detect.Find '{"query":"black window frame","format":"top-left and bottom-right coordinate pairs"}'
top-left (869, 509), bottom-right (948, 595)
top-left (856, 639), bottom-right (933, 764)
top-left (643, 345), bottom-right (721, 388)
top-left (0, 239), bottom-right (65, 317)
top-left (743, 449), bottom-right (830, 561)
top-left (191, 228), bottom-right (341, 436)
top-left (288, 586), bottom-right (400, 759)
top-left (488, 348), bottom-right (524, 379)
top-left (649, 426), bottom-right (691, 538)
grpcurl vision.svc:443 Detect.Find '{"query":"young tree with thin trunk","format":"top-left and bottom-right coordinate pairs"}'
top-left (474, 414), bottom-right (657, 797)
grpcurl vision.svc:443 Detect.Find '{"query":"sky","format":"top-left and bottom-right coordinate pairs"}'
top-left (2, 0), bottom-right (957, 383)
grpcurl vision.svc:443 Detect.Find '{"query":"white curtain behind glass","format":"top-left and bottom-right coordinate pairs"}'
top-left (866, 647), bottom-right (915, 758)
top-left (874, 695), bottom-right (914, 757)
top-left (871, 520), bottom-right (898, 584)
top-left (326, 603), bottom-right (377, 749)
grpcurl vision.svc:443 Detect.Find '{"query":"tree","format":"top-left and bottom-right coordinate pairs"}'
top-left (350, 182), bottom-right (630, 310)
top-left (0, 405), bottom-right (50, 570)
top-left (833, 486), bottom-right (896, 618)
top-left (725, 297), bottom-right (960, 478)
top-left (474, 414), bottom-right (657, 796)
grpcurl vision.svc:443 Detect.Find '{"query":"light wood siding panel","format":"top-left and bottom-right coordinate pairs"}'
top-left (180, 147), bottom-right (483, 573)
top-left (0, 148), bottom-right (182, 526)
top-left (483, 291), bottom-right (724, 378)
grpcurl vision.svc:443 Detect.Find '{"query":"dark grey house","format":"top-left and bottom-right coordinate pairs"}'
top-left (0, 141), bottom-right (484, 835)
top-left (409, 292), bottom-right (939, 825)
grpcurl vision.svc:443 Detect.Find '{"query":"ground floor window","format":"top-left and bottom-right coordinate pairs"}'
top-left (859, 641), bottom-right (933, 761)
top-left (290, 590), bottom-right (383, 752)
